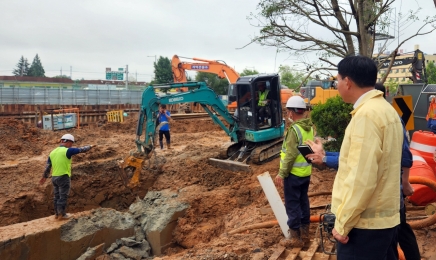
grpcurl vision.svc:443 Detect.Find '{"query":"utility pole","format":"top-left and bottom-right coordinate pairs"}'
top-left (70, 66), bottom-right (72, 79)
top-left (125, 65), bottom-right (129, 89)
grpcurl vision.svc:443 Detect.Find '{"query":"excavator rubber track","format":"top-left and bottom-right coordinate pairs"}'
top-left (251, 137), bottom-right (284, 164)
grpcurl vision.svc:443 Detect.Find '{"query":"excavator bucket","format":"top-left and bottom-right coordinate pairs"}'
top-left (119, 155), bottom-right (145, 188)
top-left (208, 158), bottom-right (251, 172)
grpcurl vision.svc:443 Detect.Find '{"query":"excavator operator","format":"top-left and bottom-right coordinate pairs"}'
top-left (256, 81), bottom-right (271, 126)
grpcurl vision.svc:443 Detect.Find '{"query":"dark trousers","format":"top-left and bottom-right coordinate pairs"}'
top-left (257, 106), bottom-right (269, 123)
top-left (398, 205), bottom-right (421, 260)
top-left (283, 174), bottom-right (310, 230)
top-left (159, 130), bottom-right (170, 148)
top-left (337, 227), bottom-right (398, 260)
top-left (52, 175), bottom-right (71, 216)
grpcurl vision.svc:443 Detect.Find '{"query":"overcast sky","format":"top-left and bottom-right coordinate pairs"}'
top-left (0, 0), bottom-right (435, 82)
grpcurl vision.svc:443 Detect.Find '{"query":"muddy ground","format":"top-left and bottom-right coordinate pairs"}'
top-left (0, 117), bottom-right (435, 259)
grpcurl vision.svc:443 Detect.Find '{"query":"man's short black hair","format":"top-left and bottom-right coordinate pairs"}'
top-left (337, 56), bottom-right (377, 88)
top-left (160, 104), bottom-right (166, 109)
top-left (374, 83), bottom-right (386, 99)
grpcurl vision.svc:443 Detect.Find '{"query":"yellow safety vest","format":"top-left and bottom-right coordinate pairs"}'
top-left (258, 90), bottom-right (269, 106)
top-left (280, 124), bottom-right (314, 177)
top-left (49, 146), bottom-right (72, 177)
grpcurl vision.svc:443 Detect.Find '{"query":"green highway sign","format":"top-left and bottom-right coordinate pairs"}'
top-left (105, 71), bottom-right (124, 80)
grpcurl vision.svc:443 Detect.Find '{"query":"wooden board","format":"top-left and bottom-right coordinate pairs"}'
top-left (269, 246), bottom-right (286, 260)
top-left (301, 240), bottom-right (320, 260)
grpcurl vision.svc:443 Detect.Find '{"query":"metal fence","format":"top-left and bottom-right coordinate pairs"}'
top-left (0, 87), bottom-right (143, 105)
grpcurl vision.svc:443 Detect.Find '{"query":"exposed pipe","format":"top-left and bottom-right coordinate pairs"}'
top-left (408, 176), bottom-right (436, 229)
top-left (228, 221), bottom-right (278, 235)
top-left (230, 176), bottom-right (436, 235)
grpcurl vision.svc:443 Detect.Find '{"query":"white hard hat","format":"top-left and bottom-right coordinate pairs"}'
top-left (286, 96), bottom-right (306, 109)
top-left (61, 134), bottom-right (75, 142)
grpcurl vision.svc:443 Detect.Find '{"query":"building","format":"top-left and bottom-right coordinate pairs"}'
top-left (377, 46), bottom-right (436, 83)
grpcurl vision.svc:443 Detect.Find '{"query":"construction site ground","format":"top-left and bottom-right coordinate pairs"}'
top-left (0, 116), bottom-right (436, 259)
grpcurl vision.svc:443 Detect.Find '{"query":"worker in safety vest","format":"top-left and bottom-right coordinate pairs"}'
top-left (274, 95), bottom-right (314, 247)
top-left (256, 81), bottom-right (271, 126)
top-left (39, 134), bottom-right (93, 220)
top-left (426, 95), bottom-right (436, 133)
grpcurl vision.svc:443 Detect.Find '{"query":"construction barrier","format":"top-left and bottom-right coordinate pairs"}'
top-left (410, 130), bottom-right (436, 172)
top-left (106, 110), bottom-right (124, 123)
top-left (409, 150), bottom-right (436, 205)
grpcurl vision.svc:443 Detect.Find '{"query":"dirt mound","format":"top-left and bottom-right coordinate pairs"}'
top-left (0, 119), bottom-right (50, 161)
top-left (1, 117), bottom-right (436, 259)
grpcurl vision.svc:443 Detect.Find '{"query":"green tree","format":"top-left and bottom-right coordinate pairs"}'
top-left (278, 65), bottom-right (307, 89)
top-left (12, 56), bottom-right (30, 76)
top-left (240, 68), bottom-right (259, 76)
top-left (427, 61), bottom-right (436, 84)
top-left (195, 72), bottom-right (228, 95)
top-left (53, 75), bottom-right (71, 79)
top-left (310, 96), bottom-right (353, 151)
top-left (385, 78), bottom-right (399, 95)
top-left (248, 1), bottom-right (436, 79)
top-left (27, 54), bottom-right (45, 77)
top-left (154, 56), bottom-right (172, 84)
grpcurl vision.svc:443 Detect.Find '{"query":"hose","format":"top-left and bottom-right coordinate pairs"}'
top-left (408, 176), bottom-right (436, 229)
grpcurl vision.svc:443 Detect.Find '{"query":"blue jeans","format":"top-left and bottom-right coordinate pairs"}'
top-left (427, 119), bottom-right (436, 134)
top-left (52, 175), bottom-right (71, 216)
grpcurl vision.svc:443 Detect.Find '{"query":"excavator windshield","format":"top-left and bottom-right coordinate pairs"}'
top-left (234, 75), bottom-right (282, 131)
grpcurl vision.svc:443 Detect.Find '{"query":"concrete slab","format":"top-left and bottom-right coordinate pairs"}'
top-left (0, 209), bottom-right (135, 260)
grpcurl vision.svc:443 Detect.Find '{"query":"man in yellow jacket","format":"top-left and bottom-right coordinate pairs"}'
top-left (274, 95), bottom-right (314, 247)
top-left (332, 56), bottom-right (403, 259)
top-left (39, 134), bottom-right (92, 220)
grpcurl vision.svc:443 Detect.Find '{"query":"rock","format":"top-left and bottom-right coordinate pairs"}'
top-left (109, 252), bottom-right (128, 260)
top-left (134, 226), bottom-right (145, 241)
top-left (106, 242), bottom-right (119, 254)
top-left (140, 239), bottom-right (151, 256)
top-left (117, 246), bottom-right (143, 260)
top-left (77, 243), bottom-right (105, 260)
top-left (121, 237), bottom-right (141, 247)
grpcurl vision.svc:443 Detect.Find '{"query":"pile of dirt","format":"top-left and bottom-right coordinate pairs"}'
top-left (1, 117), bottom-right (436, 259)
top-left (0, 119), bottom-right (51, 161)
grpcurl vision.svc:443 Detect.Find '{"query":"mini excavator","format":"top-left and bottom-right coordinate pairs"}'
top-left (121, 75), bottom-right (286, 187)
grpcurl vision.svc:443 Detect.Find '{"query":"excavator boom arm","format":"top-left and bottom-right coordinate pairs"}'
top-left (172, 55), bottom-right (240, 84)
top-left (135, 81), bottom-right (239, 155)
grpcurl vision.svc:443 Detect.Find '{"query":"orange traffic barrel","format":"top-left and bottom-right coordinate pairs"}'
top-left (410, 130), bottom-right (436, 172)
top-left (408, 150), bottom-right (436, 206)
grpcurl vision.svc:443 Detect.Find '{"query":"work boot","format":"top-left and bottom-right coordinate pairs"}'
top-left (300, 224), bottom-right (310, 244)
top-left (159, 140), bottom-right (164, 149)
top-left (279, 229), bottom-right (304, 248)
top-left (59, 213), bottom-right (72, 220)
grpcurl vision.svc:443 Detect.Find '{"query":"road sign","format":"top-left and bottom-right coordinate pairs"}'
top-left (392, 95), bottom-right (414, 130)
top-left (105, 71), bottom-right (124, 80)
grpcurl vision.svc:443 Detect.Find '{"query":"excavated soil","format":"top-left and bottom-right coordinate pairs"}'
top-left (0, 117), bottom-right (436, 259)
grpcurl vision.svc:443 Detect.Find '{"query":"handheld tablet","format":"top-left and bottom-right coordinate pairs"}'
top-left (297, 145), bottom-right (314, 163)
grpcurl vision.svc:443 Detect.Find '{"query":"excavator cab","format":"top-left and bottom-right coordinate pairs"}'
top-left (233, 75), bottom-right (283, 131)
top-left (216, 74), bottom-right (285, 167)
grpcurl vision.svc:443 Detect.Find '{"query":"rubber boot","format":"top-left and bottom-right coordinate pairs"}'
top-left (279, 229), bottom-right (304, 248)
top-left (300, 224), bottom-right (310, 244)
top-left (159, 140), bottom-right (164, 149)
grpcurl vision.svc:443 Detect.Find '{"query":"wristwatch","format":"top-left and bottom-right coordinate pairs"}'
top-left (322, 156), bottom-right (327, 163)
